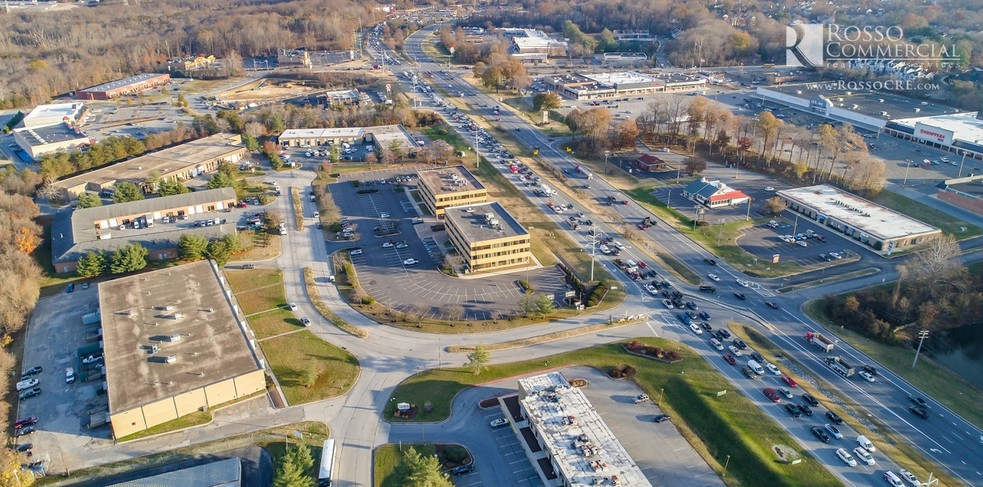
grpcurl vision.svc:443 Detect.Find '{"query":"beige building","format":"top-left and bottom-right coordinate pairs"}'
top-left (100, 260), bottom-right (266, 439)
top-left (417, 166), bottom-right (488, 218)
top-left (53, 133), bottom-right (247, 197)
top-left (445, 201), bottom-right (532, 273)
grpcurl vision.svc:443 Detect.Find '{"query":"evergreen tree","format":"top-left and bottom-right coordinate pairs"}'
top-left (110, 243), bottom-right (149, 274)
top-left (466, 345), bottom-right (490, 375)
top-left (158, 179), bottom-right (190, 196)
top-left (112, 181), bottom-right (145, 203)
top-left (273, 445), bottom-right (315, 487)
top-left (76, 192), bottom-right (102, 209)
top-left (177, 234), bottom-right (209, 261)
top-left (206, 239), bottom-right (230, 267)
top-left (76, 252), bottom-right (107, 278)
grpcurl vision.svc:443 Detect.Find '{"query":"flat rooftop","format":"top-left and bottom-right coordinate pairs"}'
top-left (53, 133), bottom-right (243, 190)
top-left (519, 372), bottom-right (650, 486)
top-left (894, 112), bottom-right (983, 144)
top-left (580, 71), bottom-right (658, 87)
top-left (23, 102), bottom-right (83, 127)
top-left (99, 260), bottom-right (261, 414)
top-left (779, 185), bottom-right (940, 240)
top-left (80, 73), bottom-right (169, 93)
top-left (108, 457), bottom-right (241, 487)
top-left (766, 85), bottom-right (963, 120)
top-left (445, 201), bottom-right (528, 243)
top-left (15, 124), bottom-right (89, 146)
top-left (280, 127), bottom-right (364, 139)
top-left (418, 165), bottom-right (485, 196)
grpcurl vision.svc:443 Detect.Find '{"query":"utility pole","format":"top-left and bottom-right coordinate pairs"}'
top-left (604, 150), bottom-right (611, 175)
top-left (745, 197), bottom-right (752, 221)
top-left (912, 330), bottom-right (929, 368)
top-left (474, 123), bottom-right (480, 168)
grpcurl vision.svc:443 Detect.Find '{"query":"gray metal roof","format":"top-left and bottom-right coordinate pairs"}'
top-left (108, 456), bottom-right (241, 487)
top-left (74, 188), bottom-right (236, 223)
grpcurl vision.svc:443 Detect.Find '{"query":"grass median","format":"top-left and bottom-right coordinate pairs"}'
top-left (387, 338), bottom-right (839, 487)
top-left (804, 300), bottom-right (983, 430)
top-left (260, 330), bottom-right (359, 405)
top-left (870, 190), bottom-right (981, 239)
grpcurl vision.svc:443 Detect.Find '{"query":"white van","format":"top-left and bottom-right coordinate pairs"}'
top-left (747, 360), bottom-right (765, 375)
top-left (857, 435), bottom-right (876, 452)
top-left (709, 338), bottom-right (724, 351)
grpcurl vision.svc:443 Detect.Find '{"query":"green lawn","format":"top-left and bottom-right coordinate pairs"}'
top-left (388, 338), bottom-right (839, 487)
top-left (870, 190), bottom-right (981, 239)
top-left (260, 330), bottom-right (359, 405)
top-left (804, 300), bottom-right (983, 430)
top-left (224, 269), bottom-right (284, 293)
top-left (249, 308), bottom-right (304, 339)
top-left (374, 443), bottom-right (436, 487)
top-left (235, 284), bottom-right (288, 316)
top-left (117, 411), bottom-right (211, 442)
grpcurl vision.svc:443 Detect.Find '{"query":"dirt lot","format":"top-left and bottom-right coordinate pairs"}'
top-left (220, 79), bottom-right (318, 102)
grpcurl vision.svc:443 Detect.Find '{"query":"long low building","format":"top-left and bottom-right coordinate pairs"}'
top-left (516, 372), bottom-right (650, 486)
top-left (12, 102), bottom-right (91, 160)
top-left (278, 124), bottom-right (416, 151)
top-left (777, 185), bottom-right (941, 254)
top-left (100, 260), bottom-right (266, 439)
top-left (445, 201), bottom-right (531, 274)
top-left (51, 188), bottom-right (238, 273)
top-left (52, 133), bottom-right (247, 197)
top-left (417, 165), bottom-right (488, 218)
top-left (546, 71), bottom-right (707, 100)
top-left (77, 73), bottom-right (171, 100)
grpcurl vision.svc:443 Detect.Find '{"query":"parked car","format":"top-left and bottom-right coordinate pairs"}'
top-left (403, 258), bottom-right (419, 266)
top-left (22, 366), bottom-right (42, 377)
top-left (13, 417), bottom-right (37, 429)
top-left (65, 283), bottom-right (75, 293)
top-left (489, 418), bottom-right (508, 428)
top-left (65, 367), bottom-right (75, 384)
top-left (13, 426), bottom-right (35, 438)
top-left (661, 299), bottom-right (674, 309)
top-left (18, 388), bottom-right (41, 400)
top-left (653, 414), bottom-right (671, 423)
top-left (450, 464), bottom-right (474, 475)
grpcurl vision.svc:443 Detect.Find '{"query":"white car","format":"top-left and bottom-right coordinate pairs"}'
top-left (403, 258), bottom-right (419, 266)
top-left (765, 363), bottom-right (781, 376)
top-left (661, 299), bottom-right (674, 309)
top-left (612, 241), bottom-right (625, 250)
top-left (381, 242), bottom-right (394, 248)
top-left (825, 423), bottom-right (843, 440)
top-left (707, 273), bottom-right (720, 282)
top-left (82, 354), bottom-right (103, 364)
top-left (644, 283), bottom-right (659, 296)
top-left (65, 367), bottom-right (76, 384)
top-left (489, 418), bottom-right (508, 428)
top-left (350, 248), bottom-right (363, 255)
top-left (689, 323), bottom-right (704, 335)
top-left (858, 370), bottom-right (876, 382)
top-left (853, 447), bottom-right (875, 465)
top-left (857, 435), bottom-right (876, 452)
top-left (599, 244), bottom-right (611, 255)
top-left (289, 302), bottom-right (298, 311)
top-left (899, 469), bottom-right (920, 487)
top-left (736, 278), bottom-right (750, 287)
top-left (765, 186), bottom-right (776, 191)
top-left (835, 448), bottom-right (857, 467)
top-left (727, 345), bottom-right (743, 356)
top-left (795, 240), bottom-right (808, 247)
top-left (380, 212), bottom-right (390, 218)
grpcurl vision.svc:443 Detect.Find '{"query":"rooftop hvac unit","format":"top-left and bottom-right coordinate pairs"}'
top-left (164, 355), bottom-right (177, 364)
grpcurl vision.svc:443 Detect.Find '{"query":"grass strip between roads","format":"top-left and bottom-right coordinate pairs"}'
top-left (445, 315), bottom-right (647, 353)
top-left (805, 300), bottom-right (983, 431)
top-left (303, 267), bottom-right (369, 338)
top-left (388, 338), bottom-right (839, 487)
top-left (290, 186), bottom-right (305, 231)
top-left (729, 323), bottom-right (959, 487)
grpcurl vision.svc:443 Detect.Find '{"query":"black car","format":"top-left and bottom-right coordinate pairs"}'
top-left (718, 329), bottom-right (731, 339)
top-left (802, 393), bottom-right (820, 407)
top-left (18, 388), bottom-right (41, 400)
top-left (733, 339), bottom-right (748, 350)
top-left (909, 396), bottom-right (928, 409)
top-left (704, 258), bottom-right (717, 265)
top-left (698, 311), bottom-right (711, 320)
top-left (711, 330), bottom-right (724, 341)
top-left (22, 366), bottom-right (42, 377)
top-left (65, 283), bottom-right (75, 293)
top-left (810, 426), bottom-right (830, 443)
top-left (733, 292), bottom-right (746, 300)
top-left (686, 301), bottom-right (699, 311)
top-left (784, 404), bottom-right (802, 418)
top-left (910, 406), bottom-right (929, 419)
top-left (13, 426), bottom-right (35, 438)
top-left (750, 352), bottom-right (764, 363)
top-left (799, 403), bottom-right (814, 416)
top-left (653, 414), bottom-right (671, 423)
top-left (765, 301), bottom-right (780, 309)
top-left (863, 365), bottom-right (878, 377)
top-left (825, 411), bottom-right (843, 424)
top-left (701, 322), bottom-right (712, 332)
top-left (699, 285), bottom-right (716, 293)
top-left (450, 464), bottom-right (474, 475)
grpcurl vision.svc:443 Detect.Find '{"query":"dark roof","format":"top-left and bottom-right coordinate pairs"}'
top-left (683, 179), bottom-right (720, 199)
top-left (107, 453), bottom-right (241, 486)
top-left (73, 188), bottom-right (235, 223)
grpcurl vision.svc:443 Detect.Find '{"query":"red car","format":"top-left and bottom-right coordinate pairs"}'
top-left (638, 261), bottom-right (648, 269)
top-left (763, 388), bottom-right (781, 403)
top-left (782, 375), bottom-right (798, 387)
top-left (13, 416), bottom-right (37, 429)
top-left (722, 353), bottom-right (737, 365)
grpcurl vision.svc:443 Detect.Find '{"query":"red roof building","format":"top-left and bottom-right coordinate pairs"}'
top-left (635, 154), bottom-right (667, 171)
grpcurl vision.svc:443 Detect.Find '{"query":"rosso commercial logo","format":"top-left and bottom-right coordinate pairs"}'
top-left (785, 24), bottom-right (958, 68)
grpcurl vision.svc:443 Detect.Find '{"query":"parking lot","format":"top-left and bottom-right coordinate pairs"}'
top-left (327, 169), bottom-right (569, 321)
top-left (738, 216), bottom-right (859, 267)
top-left (16, 286), bottom-right (114, 472)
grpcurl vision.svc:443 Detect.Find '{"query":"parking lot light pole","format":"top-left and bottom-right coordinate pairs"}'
top-left (912, 330), bottom-right (929, 368)
top-left (745, 197), bottom-right (752, 221)
top-left (590, 223), bottom-right (597, 282)
top-left (604, 150), bottom-right (611, 175)
top-left (903, 159), bottom-right (912, 186)
top-left (958, 151), bottom-right (968, 177)
top-left (722, 454), bottom-right (730, 477)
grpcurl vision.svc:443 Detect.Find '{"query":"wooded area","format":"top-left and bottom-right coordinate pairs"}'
top-left (0, 0), bottom-right (382, 108)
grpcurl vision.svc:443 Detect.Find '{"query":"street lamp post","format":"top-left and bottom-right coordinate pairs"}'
top-left (590, 223), bottom-right (597, 282)
top-left (958, 151), bottom-right (968, 177)
top-left (658, 387), bottom-right (664, 405)
top-left (903, 159), bottom-right (913, 186)
top-left (745, 197), bottom-right (752, 221)
top-left (722, 454), bottom-right (731, 477)
top-left (604, 150), bottom-right (611, 175)
top-left (912, 330), bottom-right (930, 368)
top-left (667, 190), bottom-right (672, 210)
top-left (474, 123), bottom-right (480, 169)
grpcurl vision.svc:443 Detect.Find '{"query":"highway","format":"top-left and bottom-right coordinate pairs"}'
top-left (384, 23), bottom-right (983, 485)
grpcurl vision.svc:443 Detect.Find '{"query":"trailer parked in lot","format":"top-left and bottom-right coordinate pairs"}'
top-left (805, 331), bottom-right (835, 353)
top-left (82, 309), bottom-right (101, 326)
